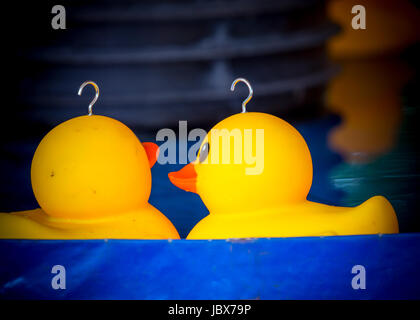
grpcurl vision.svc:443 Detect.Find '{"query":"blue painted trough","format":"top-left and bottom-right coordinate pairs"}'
top-left (0, 234), bottom-right (419, 299)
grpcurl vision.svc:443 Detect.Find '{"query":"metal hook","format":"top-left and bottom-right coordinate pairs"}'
top-left (230, 78), bottom-right (253, 113)
top-left (78, 81), bottom-right (99, 116)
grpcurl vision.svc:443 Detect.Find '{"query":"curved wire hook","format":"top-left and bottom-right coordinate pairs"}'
top-left (230, 78), bottom-right (253, 113)
top-left (78, 81), bottom-right (99, 116)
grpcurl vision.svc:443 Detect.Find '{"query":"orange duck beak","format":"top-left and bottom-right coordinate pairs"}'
top-left (168, 163), bottom-right (197, 193)
top-left (142, 142), bottom-right (159, 168)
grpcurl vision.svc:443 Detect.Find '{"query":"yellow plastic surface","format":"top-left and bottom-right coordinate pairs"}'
top-left (0, 115), bottom-right (179, 239)
top-left (169, 112), bottom-right (399, 239)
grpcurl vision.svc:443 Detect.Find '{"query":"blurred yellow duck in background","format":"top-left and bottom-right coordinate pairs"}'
top-left (0, 81), bottom-right (179, 239)
top-left (169, 79), bottom-right (399, 239)
top-left (328, 0), bottom-right (420, 59)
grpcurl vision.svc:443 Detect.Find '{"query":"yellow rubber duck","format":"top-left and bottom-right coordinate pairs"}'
top-left (168, 79), bottom-right (399, 239)
top-left (0, 81), bottom-right (179, 239)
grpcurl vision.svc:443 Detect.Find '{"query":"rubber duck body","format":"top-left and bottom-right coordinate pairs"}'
top-left (169, 112), bottom-right (399, 239)
top-left (0, 115), bottom-right (179, 239)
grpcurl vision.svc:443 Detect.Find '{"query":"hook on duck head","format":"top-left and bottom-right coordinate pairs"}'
top-left (78, 81), bottom-right (100, 116)
top-left (230, 78), bottom-right (253, 113)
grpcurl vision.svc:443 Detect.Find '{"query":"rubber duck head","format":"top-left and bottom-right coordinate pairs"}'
top-left (169, 80), bottom-right (313, 214)
top-left (31, 82), bottom-right (159, 219)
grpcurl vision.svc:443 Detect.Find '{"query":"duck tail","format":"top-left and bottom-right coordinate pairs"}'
top-left (358, 196), bottom-right (399, 234)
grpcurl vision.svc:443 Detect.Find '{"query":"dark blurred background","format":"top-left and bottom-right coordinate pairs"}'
top-left (0, 0), bottom-right (419, 238)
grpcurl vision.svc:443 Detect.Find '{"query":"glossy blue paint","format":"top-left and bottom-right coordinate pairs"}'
top-left (0, 234), bottom-right (419, 299)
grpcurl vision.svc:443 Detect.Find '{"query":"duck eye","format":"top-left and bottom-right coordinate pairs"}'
top-left (199, 143), bottom-right (209, 163)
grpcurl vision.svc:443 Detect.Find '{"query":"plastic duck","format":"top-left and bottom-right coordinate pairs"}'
top-left (0, 81), bottom-right (179, 239)
top-left (168, 78), bottom-right (399, 239)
